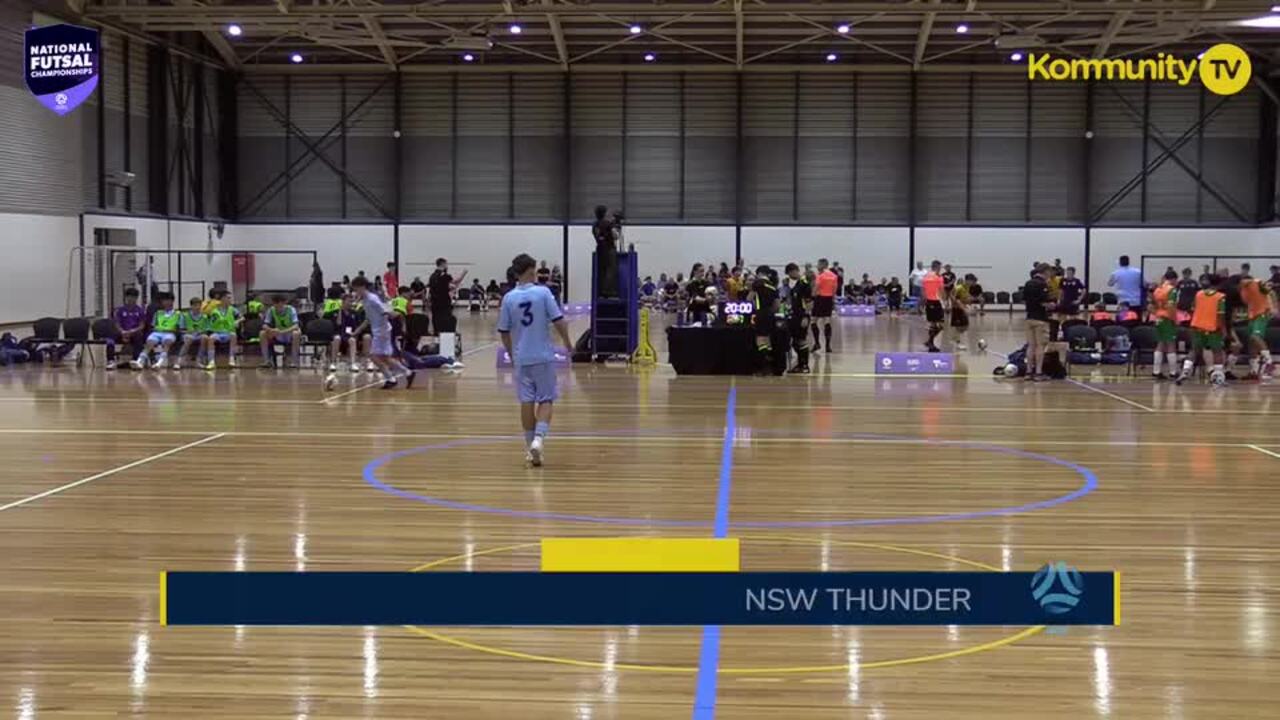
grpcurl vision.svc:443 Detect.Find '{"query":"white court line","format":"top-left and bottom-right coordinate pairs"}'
top-left (0, 427), bottom-right (1272, 449)
top-left (0, 433), bottom-right (225, 513)
top-left (1247, 444), bottom-right (1280, 460)
top-left (319, 341), bottom-right (500, 404)
top-left (1066, 378), bottom-right (1156, 412)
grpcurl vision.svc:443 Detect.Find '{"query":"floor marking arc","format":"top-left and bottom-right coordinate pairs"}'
top-left (403, 535), bottom-right (1046, 675)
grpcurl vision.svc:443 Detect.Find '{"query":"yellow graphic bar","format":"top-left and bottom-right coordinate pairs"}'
top-left (159, 571), bottom-right (168, 627)
top-left (540, 538), bottom-right (741, 572)
top-left (1114, 571), bottom-right (1121, 626)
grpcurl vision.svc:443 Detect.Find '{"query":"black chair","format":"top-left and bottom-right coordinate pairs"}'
top-left (61, 317), bottom-right (95, 367)
top-left (1128, 325), bottom-right (1158, 375)
top-left (1102, 292), bottom-right (1118, 307)
top-left (1268, 327), bottom-right (1280, 353)
top-left (1065, 324), bottom-right (1098, 351)
top-left (298, 311), bottom-right (318, 328)
top-left (1010, 291), bottom-right (1024, 315)
top-left (32, 317), bottom-right (62, 342)
top-left (241, 317), bottom-right (264, 345)
top-left (1061, 318), bottom-right (1087, 333)
top-left (405, 313), bottom-right (431, 352)
top-left (982, 291), bottom-right (995, 304)
top-left (1086, 292), bottom-right (1102, 306)
top-left (1099, 325), bottom-right (1131, 359)
top-left (455, 288), bottom-right (471, 308)
top-left (303, 318), bottom-right (337, 366)
top-left (995, 291), bottom-right (1011, 311)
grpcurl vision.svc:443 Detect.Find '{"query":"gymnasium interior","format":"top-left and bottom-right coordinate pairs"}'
top-left (2, 1), bottom-right (1279, 718)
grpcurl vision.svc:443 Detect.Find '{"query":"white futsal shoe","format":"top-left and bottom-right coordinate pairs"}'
top-left (528, 436), bottom-right (544, 467)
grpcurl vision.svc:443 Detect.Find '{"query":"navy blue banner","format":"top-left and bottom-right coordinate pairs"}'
top-left (24, 23), bottom-right (99, 115)
top-left (163, 568), bottom-right (1118, 626)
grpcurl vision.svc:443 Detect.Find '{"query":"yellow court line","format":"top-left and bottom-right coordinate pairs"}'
top-left (159, 571), bottom-right (168, 627)
top-left (404, 536), bottom-right (1045, 675)
top-left (1114, 572), bottom-right (1122, 626)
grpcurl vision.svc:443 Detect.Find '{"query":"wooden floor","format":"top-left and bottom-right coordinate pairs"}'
top-left (1, 310), bottom-right (1278, 719)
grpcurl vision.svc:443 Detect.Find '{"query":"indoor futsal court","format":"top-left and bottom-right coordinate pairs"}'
top-left (4, 1), bottom-right (1280, 719)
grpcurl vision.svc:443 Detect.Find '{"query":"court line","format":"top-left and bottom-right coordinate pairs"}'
top-left (0, 427), bottom-right (1273, 449)
top-left (692, 384), bottom-right (737, 720)
top-left (405, 536), bottom-right (1046, 674)
top-left (319, 341), bottom-right (500, 404)
top-left (1247, 444), bottom-right (1280, 460)
top-left (1065, 378), bottom-right (1157, 412)
top-left (0, 433), bottom-right (225, 513)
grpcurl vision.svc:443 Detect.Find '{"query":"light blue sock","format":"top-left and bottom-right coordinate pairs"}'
top-left (534, 421), bottom-right (550, 439)
top-left (524, 430), bottom-right (536, 446)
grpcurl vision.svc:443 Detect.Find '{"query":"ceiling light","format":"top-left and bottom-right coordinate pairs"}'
top-left (956, 24), bottom-right (969, 34)
top-left (290, 52), bottom-right (304, 63)
top-left (462, 53), bottom-right (475, 62)
top-left (630, 24), bottom-right (642, 35)
top-left (226, 24), bottom-right (243, 37)
top-left (826, 53), bottom-right (838, 62)
top-left (836, 24), bottom-right (850, 34)
top-left (1010, 52), bottom-right (1024, 62)
top-left (509, 23), bottom-right (522, 34)
top-left (1240, 15), bottom-right (1280, 27)
top-left (643, 52), bottom-right (656, 62)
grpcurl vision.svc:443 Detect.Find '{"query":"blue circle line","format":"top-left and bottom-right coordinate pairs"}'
top-left (361, 431), bottom-right (1098, 528)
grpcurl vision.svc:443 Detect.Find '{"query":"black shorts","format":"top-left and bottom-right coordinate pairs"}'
top-left (812, 296), bottom-right (835, 318)
top-left (1057, 303), bottom-right (1079, 316)
top-left (925, 300), bottom-right (944, 324)
top-left (950, 308), bottom-right (969, 329)
top-left (754, 315), bottom-right (776, 338)
top-left (788, 315), bottom-right (810, 337)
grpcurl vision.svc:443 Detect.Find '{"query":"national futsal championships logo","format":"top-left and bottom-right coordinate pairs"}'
top-left (1031, 561), bottom-right (1086, 615)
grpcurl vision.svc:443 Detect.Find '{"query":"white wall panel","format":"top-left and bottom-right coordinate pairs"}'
top-left (567, 225), bottom-right (735, 302)
top-left (740, 226), bottom-right (909, 284)
top-left (400, 225), bottom-right (563, 294)
top-left (210, 224), bottom-right (393, 293)
top-left (915, 227), bottom-right (1085, 295)
top-left (1089, 228), bottom-right (1280, 290)
top-left (0, 213), bottom-right (80, 324)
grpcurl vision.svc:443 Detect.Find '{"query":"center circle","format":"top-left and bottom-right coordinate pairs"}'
top-left (405, 536), bottom-right (1045, 674)
top-left (362, 432), bottom-right (1098, 527)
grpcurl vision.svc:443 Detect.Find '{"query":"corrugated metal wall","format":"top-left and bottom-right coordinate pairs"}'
top-left (235, 70), bottom-right (1264, 226)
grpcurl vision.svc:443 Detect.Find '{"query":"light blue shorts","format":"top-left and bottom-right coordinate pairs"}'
top-left (516, 362), bottom-right (558, 404)
top-left (370, 332), bottom-right (393, 357)
top-left (209, 332), bottom-right (234, 343)
top-left (147, 332), bottom-right (176, 345)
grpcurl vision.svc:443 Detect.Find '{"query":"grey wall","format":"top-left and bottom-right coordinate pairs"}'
top-left (234, 70), bottom-right (1265, 227)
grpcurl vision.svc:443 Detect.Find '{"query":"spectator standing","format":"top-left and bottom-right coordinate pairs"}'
top-left (429, 257), bottom-right (467, 334)
top-left (1023, 265), bottom-right (1054, 381)
top-left (1108, 255), bottom-right (1143, 308)
top-left (908, 261), bottom-right (928, 313)
top-left (383, 262), bottom-right (399, 299)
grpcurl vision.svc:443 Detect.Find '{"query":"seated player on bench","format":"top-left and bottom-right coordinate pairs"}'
top-left (331, 294), bottom-right (371, 373)
top-left (173, 297), bottom-right (212, 369)
top-left (106, 287), bottom-right (146, 370)
top-left (203, 289), bottom-right (241, 369)
top-left (260, 294), bottom-right (301, 368)
top-left (131, 292), bottom-right (180, 370)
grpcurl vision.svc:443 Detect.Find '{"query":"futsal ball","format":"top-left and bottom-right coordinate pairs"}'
top-left (977, 338), bottom-right (987, 351)
top-left (1003, 363), bottom-right (1019, 377)
top-left (324, 373), bottom-right (338, 391)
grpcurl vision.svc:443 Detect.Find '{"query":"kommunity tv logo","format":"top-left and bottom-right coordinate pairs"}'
top-left (1027, 43), bottom-right (1251, 96)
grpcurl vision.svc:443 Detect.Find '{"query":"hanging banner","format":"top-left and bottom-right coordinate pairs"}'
top-left (24, 23), bottom-right (100, 116)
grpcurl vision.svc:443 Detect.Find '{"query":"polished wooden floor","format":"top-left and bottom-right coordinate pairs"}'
top-left (1, 310), bottom-right (1277, 719)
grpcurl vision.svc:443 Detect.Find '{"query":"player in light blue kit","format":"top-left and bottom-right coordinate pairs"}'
top-left (497, 253), bottom-right (574, 467)
top-left (350, 276), bottom-right (415, 390)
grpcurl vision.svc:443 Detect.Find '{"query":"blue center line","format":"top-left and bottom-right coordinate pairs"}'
top-left (693, 383), bottom-right (737, 720)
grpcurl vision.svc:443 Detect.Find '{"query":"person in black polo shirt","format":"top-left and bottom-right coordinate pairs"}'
top-left (785, 263), bottom-right (812, 374)
top-left (1176, 268), bottom-right (1200, 322)
top-left (428, 257), bottom-right (467, 335)
top-left (750, 265), bottom-right (780, 375)
top-left (1023, 264), bottom-right (1054, 381)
